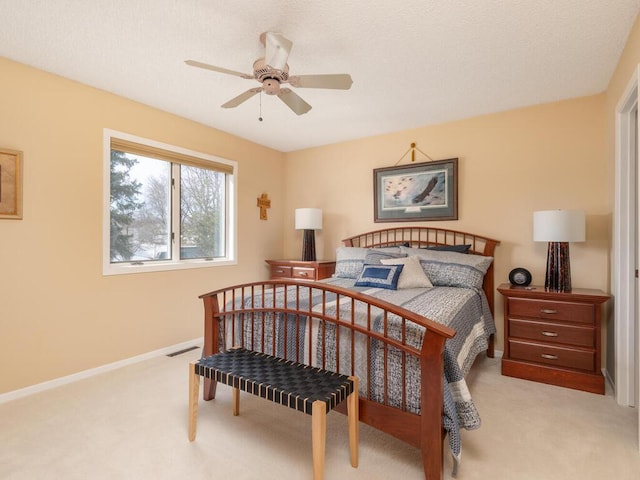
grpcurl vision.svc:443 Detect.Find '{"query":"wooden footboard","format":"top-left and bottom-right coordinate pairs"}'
top-left (200, 280), bottom-right (455, 480)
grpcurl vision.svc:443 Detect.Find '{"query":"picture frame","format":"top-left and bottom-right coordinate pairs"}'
top-left (373, 158), bottom-right (458, 222)
top-left (0, 148), bottom-right (24, 219)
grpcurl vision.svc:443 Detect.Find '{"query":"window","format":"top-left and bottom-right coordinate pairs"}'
top-left (103, 130), bottom-right (236, 275)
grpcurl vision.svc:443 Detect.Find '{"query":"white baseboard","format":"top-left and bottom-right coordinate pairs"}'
top-left (603, 368), bottom-right (616, 392)
top-left (493, 349), bottom-right (504, 358)
top-left (0, 337), bottom-right (203, 405)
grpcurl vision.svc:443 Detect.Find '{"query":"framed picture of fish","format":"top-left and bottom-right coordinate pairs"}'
top-left (373, 158), bottom-right (458, 222)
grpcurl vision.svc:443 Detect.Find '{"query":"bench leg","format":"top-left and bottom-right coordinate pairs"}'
top-left (312, 400), bottom-right (326, 480)
top-left (203, 377), bottom-right (217, 401)
top-left (347, 376), bottom-right (359, 468)
top-left (188, 362), bottom-right (200, 442)
top-left (233, 387), bottom-right (240, 416)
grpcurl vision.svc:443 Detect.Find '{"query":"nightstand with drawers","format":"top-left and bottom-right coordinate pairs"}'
top-left (266, 259), bottom-right (336, 282)
top-left (498, 283), bottom-right (610, 394)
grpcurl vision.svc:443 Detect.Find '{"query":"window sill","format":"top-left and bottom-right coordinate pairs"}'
top-left (102, 258), bottom-right (237, 276)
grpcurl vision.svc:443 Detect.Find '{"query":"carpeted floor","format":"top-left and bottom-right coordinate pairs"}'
top-left (0, 348), bottom-right (638, 479)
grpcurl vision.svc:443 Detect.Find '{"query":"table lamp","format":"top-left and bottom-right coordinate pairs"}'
top-left (295, 208), bottom-right (322, 261)
top-left (533, 210), bottom-right (585, 292)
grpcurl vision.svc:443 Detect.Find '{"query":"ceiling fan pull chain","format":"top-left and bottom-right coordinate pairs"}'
top-left (259, 91), bottom-right (263, 122)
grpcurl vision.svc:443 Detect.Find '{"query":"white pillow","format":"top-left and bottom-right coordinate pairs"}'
top-left (380, 255), bottom-right (433, 289)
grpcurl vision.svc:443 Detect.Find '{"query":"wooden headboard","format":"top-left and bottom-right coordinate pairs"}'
top-left (342, 226), bottom-right (500, 314)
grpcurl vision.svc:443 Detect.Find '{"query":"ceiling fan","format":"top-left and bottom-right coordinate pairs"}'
top-left (185, 32), bottom-right (353, 115)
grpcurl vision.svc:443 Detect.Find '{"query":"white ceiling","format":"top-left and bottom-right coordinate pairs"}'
top-left (1, 1), bottom-right (639, 152)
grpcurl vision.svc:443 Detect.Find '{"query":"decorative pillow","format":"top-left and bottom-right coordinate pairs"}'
top-left (334, 246), bottom-right (402, 279)
top-left (400, 246), bottom-right (493, 289)
top-left (380, 256), bottom-right (433, 289)
top-left (364, 249), bottom-right (407, 265)
top-left (421, 244), bottom-right (472, 254)
top-left (354, 264), bottom-right (404, 290)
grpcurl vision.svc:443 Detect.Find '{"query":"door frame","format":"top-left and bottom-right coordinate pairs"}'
top-left (614, 64), bottom-right (639, 408)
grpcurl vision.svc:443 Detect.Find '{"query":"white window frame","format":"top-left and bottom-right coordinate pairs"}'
top-left (102, 129), bottom-right (237, 275)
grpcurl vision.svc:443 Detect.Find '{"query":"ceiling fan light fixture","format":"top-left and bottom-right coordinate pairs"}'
top-left (262, 78), bottom-right (281, 95)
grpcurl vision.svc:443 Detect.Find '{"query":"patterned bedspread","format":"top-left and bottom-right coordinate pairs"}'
top-left (221, 279), bottom-right (495, 467)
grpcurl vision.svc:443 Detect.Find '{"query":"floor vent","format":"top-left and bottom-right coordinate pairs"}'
top-left (167, 346), bottom-right (200, 357)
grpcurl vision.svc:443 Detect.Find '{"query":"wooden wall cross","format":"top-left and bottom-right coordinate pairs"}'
top-left (257, 193), bottom-right (271, 220)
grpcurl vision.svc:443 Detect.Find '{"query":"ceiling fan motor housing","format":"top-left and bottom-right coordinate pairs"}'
top-left (253, 58), bottom-right (289, 81)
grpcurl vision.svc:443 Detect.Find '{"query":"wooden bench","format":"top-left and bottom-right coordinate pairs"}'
top-left (188, 347), bottom-right (359, 480)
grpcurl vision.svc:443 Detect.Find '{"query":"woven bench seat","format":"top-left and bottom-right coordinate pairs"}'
top-left (188, 348), bottom-right (359, 480)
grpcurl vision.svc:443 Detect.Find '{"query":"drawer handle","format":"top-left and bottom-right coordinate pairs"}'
top-left (541, 331), bottom-right (559, 337)
top-left (541, 353), bottom-right (558, 360)
top-left (298, 272), bottom-right (309, 277)
top-left (540, 309), bottom-right (558, 315)
top-left (275, 269), bottom-right (285, 274)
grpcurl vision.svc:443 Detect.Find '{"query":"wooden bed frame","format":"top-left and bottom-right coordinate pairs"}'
top-left (199, 227), bottom-right (499, 480)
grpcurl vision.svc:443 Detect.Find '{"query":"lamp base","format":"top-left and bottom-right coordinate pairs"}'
top-left (301, 229), bottom-right (316, 262)
top-left (545, 242), bottom-right (571, 292)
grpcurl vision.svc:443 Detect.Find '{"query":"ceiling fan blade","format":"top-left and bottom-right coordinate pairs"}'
top-left (263, 32), bottom-right (293, 71)
top-left (289, 74), bottom-right (353, 90)
top-left (277, 88), bottom-right (312, 115)
top-left (185, 60), bottom-right (253, 79)
top-left (221, 88), bottom-right (262, 108)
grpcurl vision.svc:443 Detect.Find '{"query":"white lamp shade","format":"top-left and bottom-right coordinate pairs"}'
top-left (533, 210), bottom-right (585, 242)
top-left (295, 208), bottom-right (323, 230)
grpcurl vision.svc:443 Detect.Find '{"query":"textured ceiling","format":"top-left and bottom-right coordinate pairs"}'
top-left (1, 1), bottom-right (639, 152)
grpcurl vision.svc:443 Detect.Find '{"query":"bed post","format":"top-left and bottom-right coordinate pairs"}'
top-left (420, 332), bottom-right (447, 480)
top-left (481, 238), bottom-right (499, 359)
top-left (481, 238), bottom-right (499, 317)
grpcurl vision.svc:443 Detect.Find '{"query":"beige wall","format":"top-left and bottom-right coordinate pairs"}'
top-left (0, 58), bottom-right (286, 394)
top-left (284, 94), bottom-right (609, 354)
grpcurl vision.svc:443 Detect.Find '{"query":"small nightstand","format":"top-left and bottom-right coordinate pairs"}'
top-left (498, 283), bottom-right (610, 394)
top-left (266, 259), bottom-right (336, 281)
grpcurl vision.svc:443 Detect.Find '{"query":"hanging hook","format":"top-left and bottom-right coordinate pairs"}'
top-left (393, 142), bottom-right (434, 165)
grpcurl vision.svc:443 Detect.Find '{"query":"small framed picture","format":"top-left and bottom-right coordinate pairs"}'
top-left (0, 148), bottom-right (24, 219)
top-left (373, 158), bottom-right (458, 222)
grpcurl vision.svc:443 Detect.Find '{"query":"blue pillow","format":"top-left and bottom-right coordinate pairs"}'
top-left (354, 264), bottom-right (404, 290)
top-left (421, 244), bottom-right (472, 254)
